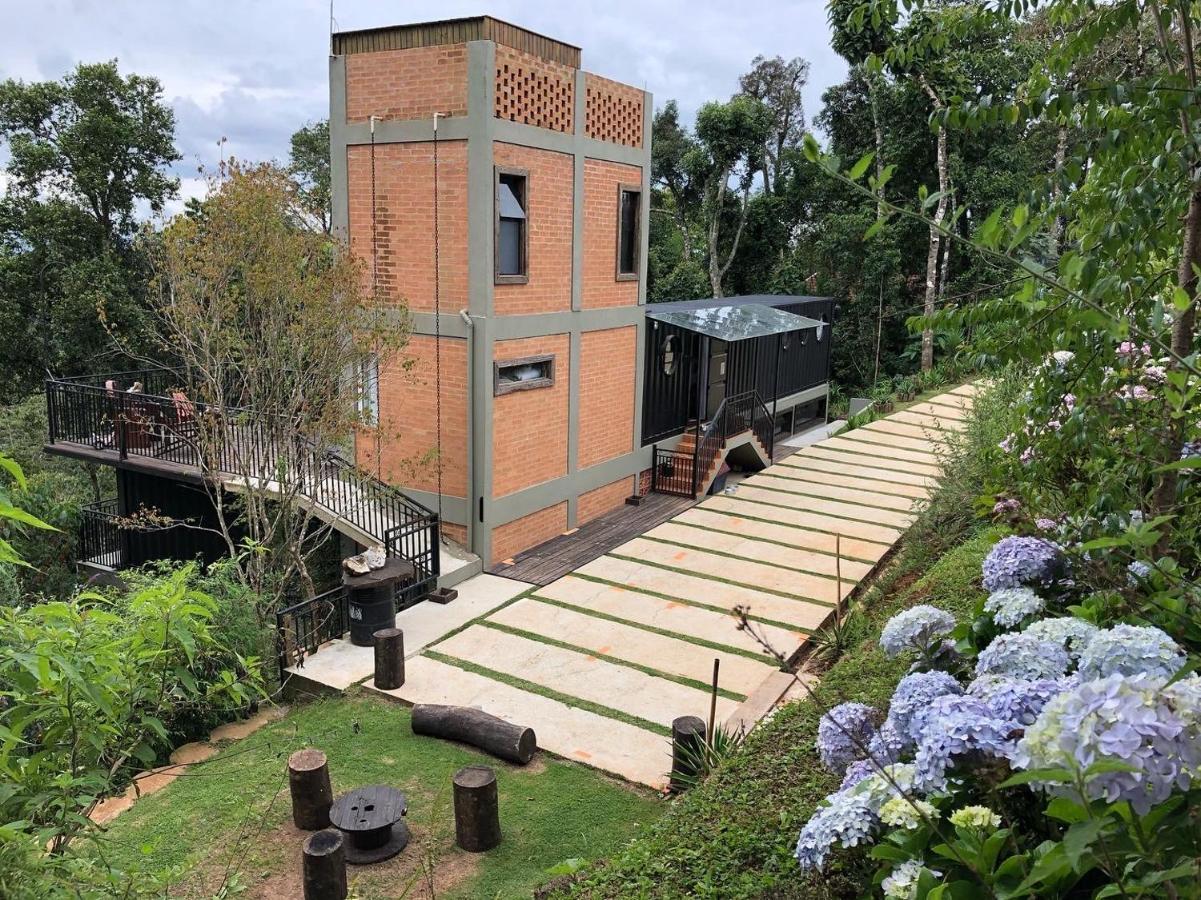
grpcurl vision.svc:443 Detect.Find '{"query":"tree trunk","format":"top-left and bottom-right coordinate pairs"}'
top-left (670, 715), bottom-right (707, 791)
top-left (453, 765), bottom-right (501, 852)
top-left (707, 171), bottom-right (752, 299)
top-left (411, 704), bottom-right (537, 764)
top-left (302, 829), bottom-right (348, 900)
top-left (919, 77), bottom-right (950, 373)
top-left (289, 749), bottom-right (333, 830)
top-left (373, 627), bottom-right (404, 690)
top-left (1051, 124), bottom-right (1068, 255)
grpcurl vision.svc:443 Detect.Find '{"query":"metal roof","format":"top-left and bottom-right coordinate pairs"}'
top-left (647, 304), bottom-right (824, 342)
top-left (647, 293), bottom-right (832, 312)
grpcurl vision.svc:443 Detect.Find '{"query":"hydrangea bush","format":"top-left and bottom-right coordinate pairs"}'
top-left (793, 531), bottom-right (1201, 896)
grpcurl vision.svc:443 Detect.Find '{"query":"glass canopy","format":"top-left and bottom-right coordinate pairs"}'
top-left (646, 304), bottom-right (823, 342)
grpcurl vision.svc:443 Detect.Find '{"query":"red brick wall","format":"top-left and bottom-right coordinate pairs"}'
top-left (347, 142), bottom-right (467, 314)
top-left (577, 326), bottom-right (637, 469)
top-left (491, 502), bottom-right (567, 564)
top-left (345, 45), bottom-right (468, 124)
top-left (577, 476), bottom-right (635, 526)
top-left (494, 45), bottom-right (575, 132)
top-left (492, 143), bottom-right (573, 315)
top-left (491, 334), bottom-right (570, 497)
top-left (582, 159), bottom-right (642, 309)
top-left (441, 522), bottom-right (468, 546)
top-left (583, 73), bottom-right (644, 148)
top-left (356, 335), bottom-right (468, 499)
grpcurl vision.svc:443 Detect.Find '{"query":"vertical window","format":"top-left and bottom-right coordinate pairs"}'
top-left (617, 185), bottom-right (641, 279)
top-left (495, 168), bottom-right (528, 283)
top-left (357, 354), bottom-right (380, 423)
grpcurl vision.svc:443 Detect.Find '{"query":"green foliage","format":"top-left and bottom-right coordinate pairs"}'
top-left (0, 60), bottom-right (179, 396)
top-left (0, 567), bottom-right (265, 855)
top-left (288, 119), bottom-right (331, 234)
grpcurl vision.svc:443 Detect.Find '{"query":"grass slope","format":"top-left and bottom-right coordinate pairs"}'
top-left (97, 694), bottom-right (662, 899)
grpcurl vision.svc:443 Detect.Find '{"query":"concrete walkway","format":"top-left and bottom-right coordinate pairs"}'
top-left (366, 384), bottom-right (977, 789)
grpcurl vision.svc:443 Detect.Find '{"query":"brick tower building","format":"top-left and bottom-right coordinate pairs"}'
top-left (330, 17), bottom-right (652, 566)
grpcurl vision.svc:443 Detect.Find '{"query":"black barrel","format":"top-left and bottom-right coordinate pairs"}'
top-left (343, 558), bottom-right (414, 647)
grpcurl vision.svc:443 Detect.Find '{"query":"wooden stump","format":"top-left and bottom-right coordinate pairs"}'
top-left (373, 627), bottom-right (405, 690)
top-left (289, 748), bottom-right (333, 830)
top-left (302, 829), bottom-right (347, 900)
top-left (453, 765), bottom-right (501, 852)
top-left (411, 704), bottom-right (536, 765)
top-left (670, 715), bottom-right (707, 791)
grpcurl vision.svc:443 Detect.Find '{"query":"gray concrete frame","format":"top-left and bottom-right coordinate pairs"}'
top-left (330, 40), bottom-right (654, 564)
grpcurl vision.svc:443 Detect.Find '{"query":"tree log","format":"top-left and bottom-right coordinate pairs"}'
top-left (288, 748), bottom-right (333, 830)
top-left (373, 627), bottom-right (405, 690)
top-left (302, 828), bottom-right (347, 900)
top-left (411, 704), bottom-right (536, 765)
top-left (670, 715), bottom-right (707, 791)
top-left (453, 765), bottom-right (501, 852)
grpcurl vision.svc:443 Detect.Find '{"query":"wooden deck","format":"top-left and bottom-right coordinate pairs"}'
top-left (488, 492), bottom-right (696, 585)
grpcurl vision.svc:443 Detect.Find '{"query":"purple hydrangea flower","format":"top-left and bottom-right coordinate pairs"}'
top-left (1013, 673), bottom-right (1201, 814)
top-left (839, 758), bottom-right (877, 791)
top-left (1126, 560), bottom-right (1153, 586)
top-left (816, 702), bottom-right (881, 774)
top-left (1035, 517), bottom-right (1058, 531)
top-left (913, 694), bottom-right (1016, 790)
top-left (888, 671), bottom-right (963, 744)
top-left (880, 605), bottom-right (957, 658)
top-left (867, 717), bottom-right (907, 763)
top-left (968, 674), bottom-right (1071, 726)
top-left (976, 632), bottom-right (1071, 681)
top-left (982, 536), bottom-right (1065, 592)
top-left (1077, 624), bottom-right (1185, 681)
top-left (1023, 617), bottom-right (1099, 660)
top-left (983, 587), bottom-right (1045, 629)
top-left (794, 764), bottom-right (916, 869)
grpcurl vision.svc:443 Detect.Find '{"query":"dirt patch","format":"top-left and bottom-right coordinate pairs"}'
top-left (170, 742), bottom-right (218, 766)
top-left (175, 817), bottom-right (481, 900)
top-left (209, 705), bottom-right (289, 742)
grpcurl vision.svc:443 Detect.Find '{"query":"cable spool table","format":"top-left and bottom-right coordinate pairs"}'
top-left (328, 785), bottom-right (409, 864)
top-left (344, 559), bottom-right (415, 647)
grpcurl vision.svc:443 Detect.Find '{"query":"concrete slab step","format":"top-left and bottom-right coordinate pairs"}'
top-left (372, 655), bottom-right (670, 788)
top-left (672, 507), bottom-right (891, 563)
top-left (642, 521), bottom-right (875, 581)
top-left (729, 484), bottom-right (916, 530)
top-left (863, 418), bottom-right (951, 441)
top-left (890, 410), bottom-right (966, 432)
top-left (775, 453), bottom-right (937, 489)
top-left (574, 555), bottom-right (835, 631)
top-left (725, 670), bottom-right (812, 734)
top-left (759, 463), bottom-right (929, 499)
top-left (488, 598), bottom-right (775, 695)
top-left (744, 472), bottom-right (920, 512)
top-left (613, 536), bottom-right (852, 605)
top-left (434, 625), bottom-right (739, 729)
top-left (535, 575), bottom-right (806, 658)
top-left (819, 436), bottom-right (946, 469)
top-left (700, 493), bottom-right (905, 546)
top-left (844, 427), bottom-right (944, 455)
top-left (789, 444), bottom-right (943, 478)
top-left (905, 400), bottom-right (969, 421)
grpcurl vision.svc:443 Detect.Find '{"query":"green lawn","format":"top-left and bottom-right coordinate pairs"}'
top-left (96, 694), bottom-right (663, 899)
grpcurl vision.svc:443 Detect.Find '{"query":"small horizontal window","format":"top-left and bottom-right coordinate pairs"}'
top-left (494, 354), bottom-right (555, 395)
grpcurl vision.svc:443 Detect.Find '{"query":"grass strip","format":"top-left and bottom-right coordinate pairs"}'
top-left (689, 503), bottom-right (891, 561)
top-left (722, 478), bottom-right (918, 520)
top-left (776, 449), bottom-right (940, 478)
top-left (566, 570), bottom-right (818, 635)
top-left (530, 593), bottom-right (781, 664)
top-left (420, 583), bottom-right (542, 653)
top-left (721, 486), bottom-right (915, 531)
top-left (477, 619), bottom-right (747, 702)
top-left (605, 552), bottom-right (837, 608)
top-left (424, 649), bottom-right (670, 737)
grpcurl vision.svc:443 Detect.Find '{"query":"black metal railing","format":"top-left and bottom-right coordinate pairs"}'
top-left (275, 586), bottom-right (349, 681)
top-left (78, 498), bottom-right (124, 569)
top-left (649, 390), bottom-right (776, 499)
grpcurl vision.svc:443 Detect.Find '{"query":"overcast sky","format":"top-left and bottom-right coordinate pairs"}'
top-left (1, 0), bottom-right (847, 212)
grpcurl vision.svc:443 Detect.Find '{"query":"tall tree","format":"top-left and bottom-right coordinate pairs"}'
top-left (0, 61), bottom-right (178, 395)
top-left (288, 119), bottom-right (332, 234)
top-left (695, 95), bottom-right (774, 297)
top-left (738, 55), bottom-right (810, 194)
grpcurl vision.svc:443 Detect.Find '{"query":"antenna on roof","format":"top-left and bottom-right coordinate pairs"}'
top-left (329, 0), bottom-right (335, 55)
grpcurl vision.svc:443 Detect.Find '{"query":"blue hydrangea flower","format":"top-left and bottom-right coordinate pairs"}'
top-left (888, 671), bottom-right (963, 744)
top-left (912, 694), bottom-right (1016, 790)
top-left (816, 702), bottom-right (881, 774)
top-left (883, 860), bottom-right (930, 899)
top-left (880, 605), bottom-right (957, 658)
top-left (794, 764), bottom-right (917, 870)
top-left (1023, 617), bottom-right (1099, 660)
top-left (1126, 560), bottom-right (1153, 586)
top-left (983, 587), bottom-right (1045, 629)
top-left (982, 536), bottom-right (1065, 592)
top-left (839, 757), bottom-right (877, 791)
top-left (976, 632), bottom-right (1071, 680)
top-left (867, 716), bottom-right (907, 763)
top-left (968, 675), bottom-right (1071, 726)
top-left (1077, 624), bottom-right (1186, 680)
top-left (1013, 673), bottom-right (1201, 814)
